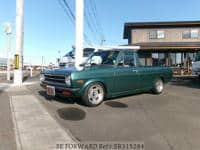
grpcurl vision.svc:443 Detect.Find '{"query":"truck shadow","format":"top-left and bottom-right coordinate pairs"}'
top-left (104, 101), bottom-right (128, 108)
top-left (57, 107), bottom-right (86, 121)
top-left (38, 90), bottom-right (83, 105)
top-left (38, 91), bottom-right (86, 121)
top-left (170, 76), bottom-right (200, 89)
top-left (38, 90), bottom-right (151, 107)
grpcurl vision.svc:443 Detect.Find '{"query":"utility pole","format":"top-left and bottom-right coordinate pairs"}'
top-left (41, 56), bottom-right (44, 71)
top-left (101, 39), bottom-right (106, 46)
top-left (75, 0), bottom-right (84, 69)
top-left (14, 0), bottom-right (24, 85)
top-left (4, 23), bottom-right (12, 81)
top-left (29, 57), bottom-right (32, 77)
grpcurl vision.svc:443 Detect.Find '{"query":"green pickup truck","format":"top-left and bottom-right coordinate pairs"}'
top-left (40, 48), bottom-right (172, 107)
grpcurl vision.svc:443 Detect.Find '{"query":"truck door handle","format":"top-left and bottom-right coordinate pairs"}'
top-left (132, 70), bottom-right (138, 73)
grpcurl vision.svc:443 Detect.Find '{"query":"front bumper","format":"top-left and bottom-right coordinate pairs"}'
top-left (40, 81), bottom-right (80, 97)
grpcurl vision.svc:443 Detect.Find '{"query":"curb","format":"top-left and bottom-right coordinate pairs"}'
top-left (9, 96), bottom-right (23, 150)
top-left (8, 85), bottom-right (78, 149)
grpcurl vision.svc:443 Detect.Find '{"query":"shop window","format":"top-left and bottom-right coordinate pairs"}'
top-left (152, 53), bottom-right (159, 66)
top-left (158, 53), bottom-right (166, 66)
top-left (176, 53), bottom-right (182, 65)
top-left (138, 52), bottom-right (152, 66)
top-left (139, 58), bottom-right (146, 66)
top-left (194, 52), bottom-right (200, 61)
top-left (170, 53), bottom-right (176, 66)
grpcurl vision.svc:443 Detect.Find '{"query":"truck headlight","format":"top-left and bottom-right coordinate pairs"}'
top-left (40, 74), bottom-right (45, 82)
top-left (65, 75), bottom-right (71, 86)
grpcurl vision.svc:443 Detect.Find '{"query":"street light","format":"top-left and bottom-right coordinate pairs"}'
top-left (4, 23), bottom-right (12, 81)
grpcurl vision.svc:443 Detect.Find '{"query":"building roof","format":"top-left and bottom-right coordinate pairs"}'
top-left (128, 42), bottom-right (200, 50)
top-left (124, 21), bottom-right (200, 39)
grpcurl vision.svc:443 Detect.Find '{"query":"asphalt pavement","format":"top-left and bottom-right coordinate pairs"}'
top-left (0, 75), bottom-right (200, 150)
top-left (26, 76), bottom-right (200, 150)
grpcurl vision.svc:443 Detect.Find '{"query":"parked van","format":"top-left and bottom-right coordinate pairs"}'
top-left (192, 52), bottom-right (200, 77)
top-left (59, 46), bottom-right (110, 67)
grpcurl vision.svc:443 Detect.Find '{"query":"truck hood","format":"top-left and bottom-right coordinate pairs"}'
top-left (83, 65), bottom-right (116, 70)
top-left (42, 65), bottom-right (115, 76)
top-left (43, 67), bottom-right (77, 76)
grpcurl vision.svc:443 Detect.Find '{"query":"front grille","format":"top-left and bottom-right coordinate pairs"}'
top-left (44, 74), bottom-right (65, 84)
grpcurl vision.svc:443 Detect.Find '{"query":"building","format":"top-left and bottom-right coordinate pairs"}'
top-left (0, 58), bottom-right (14, 70)
top-left (123, 21), bottom-right (200, 75)
top-left (0, 58), bottom-right (7, 69)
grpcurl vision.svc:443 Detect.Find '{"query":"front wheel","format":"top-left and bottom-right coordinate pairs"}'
top-left (152, 79), bottom-right (164, 94)
top-left (82, 83), bottom-right (105, 107)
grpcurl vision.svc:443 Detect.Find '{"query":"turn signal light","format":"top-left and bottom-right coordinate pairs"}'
top-left (62, 91), bottom-right (71, 96)
top-left (76, 80), bottom-right (84, 84)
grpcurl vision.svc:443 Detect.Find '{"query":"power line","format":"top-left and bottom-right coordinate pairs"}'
top-left (58, 0), bottom-right (106, 45)
top-left (58, 0), bottom-right (74, 23)
top-left (62, 0), bottom-right (75, 19)
top-left (89, 0), bottom-right (105, 44)
top-left (58, 0), bottom-right (92, 45)
top-left (84, 14), bottom-right (98, 42)
top-left (85, 0), bottom-right (101, 42)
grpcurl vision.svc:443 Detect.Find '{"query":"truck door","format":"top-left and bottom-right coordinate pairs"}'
top-left (113, 51), bottom-right (139, 94)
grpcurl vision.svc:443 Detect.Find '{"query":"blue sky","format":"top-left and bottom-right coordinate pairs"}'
top-left (0, 0), bottom-right (200, 65)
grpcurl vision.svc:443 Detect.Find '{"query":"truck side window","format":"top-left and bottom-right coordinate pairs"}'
top-left (117, 51), bottom-right (135, 67)
top-left (124, 51), bottom-right (135, 66)
top-left (83, 48), bottom-right (95, 57)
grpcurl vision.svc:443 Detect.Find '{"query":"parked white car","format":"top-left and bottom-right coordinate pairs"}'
top-left (192, 52), bottom-right (200, 77)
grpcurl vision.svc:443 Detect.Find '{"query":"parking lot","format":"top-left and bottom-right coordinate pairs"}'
top-left (26, 77), bottom-right (200, 150)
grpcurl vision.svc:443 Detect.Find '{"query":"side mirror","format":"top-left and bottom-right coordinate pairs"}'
top-left (117, 63), bottom-right (124, 66)
top-left (90, 56), bottom-right (102, 65)
top-left (79, 63), bottom-right (85, 67)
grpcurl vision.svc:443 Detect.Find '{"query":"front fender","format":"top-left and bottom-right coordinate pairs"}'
top-left (78, 79), bottom-right (106, 97)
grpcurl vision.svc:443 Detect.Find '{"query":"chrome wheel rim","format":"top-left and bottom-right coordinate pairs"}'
top-left (156, 80), bottom-right (164, 93)
top-left (88, 84), bottom-right (104, 105)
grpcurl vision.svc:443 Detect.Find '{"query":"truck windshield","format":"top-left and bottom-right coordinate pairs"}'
top-left (86, 50), bottom-right (119, 66)
top-left (64, 48), bottom-right (95, 58)
top-left (65, 50), bottom-right (75, 57)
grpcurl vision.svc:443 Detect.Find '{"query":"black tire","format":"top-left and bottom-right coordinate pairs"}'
top-left (82, 82), bottom-right (105, 107)
top-left (152, 78), bottom-right (164, 94)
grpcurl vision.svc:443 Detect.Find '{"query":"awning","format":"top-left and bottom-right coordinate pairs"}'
top-left (129, 42), bottom-right (200, 50)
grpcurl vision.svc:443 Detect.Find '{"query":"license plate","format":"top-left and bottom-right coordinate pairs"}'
top-left (46, 86), bottom-right (55, 96)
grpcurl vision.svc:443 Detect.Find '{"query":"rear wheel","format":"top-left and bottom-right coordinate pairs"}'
top-left (82, 83), bottom-right (105, 107)
top-left (152, 78), bottom-right (164, 94)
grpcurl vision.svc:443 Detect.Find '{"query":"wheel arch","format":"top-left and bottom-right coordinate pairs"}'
top-left (80, 79), bottom-right (107, 96)
top-left (160, 76), bottom-right (165, 83)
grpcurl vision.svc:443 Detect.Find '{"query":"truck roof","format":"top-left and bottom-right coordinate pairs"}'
top-left (86, 45), bottom-right (140, 51)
